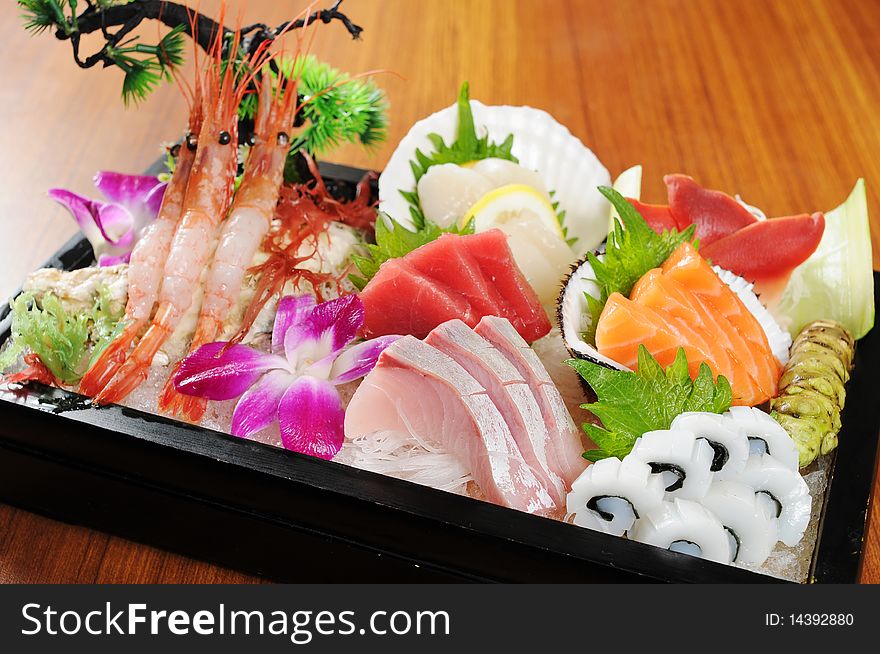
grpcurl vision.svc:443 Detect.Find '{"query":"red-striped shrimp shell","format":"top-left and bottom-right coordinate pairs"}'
top-left (95, 15), bottom-right (272, 405)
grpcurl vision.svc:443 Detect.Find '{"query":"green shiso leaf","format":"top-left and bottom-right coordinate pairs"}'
top-left (776, 179), bottom-right (874, 339)
top-left (580, 186), bottom-right (696, 342)
top-left (568, 345), bottom-right (733, 461)
top-left (1, 288), bottom-right (124, 385)
top-left (404, 82), bottom-right (518, 229)
top-left (349, 213), bottom-right (473, 290)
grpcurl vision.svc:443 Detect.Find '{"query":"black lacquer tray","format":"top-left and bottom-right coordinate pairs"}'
top-left (0, 163), bottom-right (877, 583)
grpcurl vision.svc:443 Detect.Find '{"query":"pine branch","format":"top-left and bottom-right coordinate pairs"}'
top-left (31, 1), bottom-right (363, 72)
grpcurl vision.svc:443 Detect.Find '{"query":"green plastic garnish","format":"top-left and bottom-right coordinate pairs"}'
top-left (239, 55), bottom-right (388, 158)
top-left (581, 186), bottom-right (697, 342)
top-left (0, 288), bottom-right (124, 385)
top-left (349, 213), bottom-right (473, 290)
top-left (568, 345), bottom-right (733, 462)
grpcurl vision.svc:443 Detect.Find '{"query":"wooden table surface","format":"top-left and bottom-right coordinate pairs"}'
top-left (0, 0), bottom-right (878, 583)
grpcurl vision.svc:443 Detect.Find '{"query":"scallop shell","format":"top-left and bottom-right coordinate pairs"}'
top-left (379, 100), bottom-right (611, 254)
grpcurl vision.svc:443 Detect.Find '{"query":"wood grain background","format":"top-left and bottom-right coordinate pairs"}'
top-left (0, 0), bottom-right (878, 583)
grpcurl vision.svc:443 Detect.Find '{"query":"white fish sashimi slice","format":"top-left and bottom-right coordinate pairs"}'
top-left (416, 163), bottom-right (494, 228)
top-left (379, 99), bottom-right (611, 254)
top-left (474, 315), bottom-right (588, 486)
top-left (724, 406), bottom-right (799, 471)
top-left (498, 214), bottom-right (576, 309)
top-left (670, 412), bottom-right (750, 481)
top-left (425, 320), bottom-right (567, 505)
top-left (732, 454), bottom-right (811, 547)
top-left (629, 498), bottom-right (733, 564)
top-left (629, 429), bottom-right (715, 500)
top-left (470, 158), bottom-right (548, 195)
top-left (566, 457), bottom-right (666, 536)
top-left (700, 480), bottom-right (779, 565)
top-left (344, 336), bottom-right (557, 516)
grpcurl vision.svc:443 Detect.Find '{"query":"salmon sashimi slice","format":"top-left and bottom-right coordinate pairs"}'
top-left (426, 319), bottom-right (566, 504)
top-left (344, 335), bottom-right (558, 516)
top-left (661, 241), bottom-right (779, 398)
top-left (474, 316), bottom-right (588, 487)
top-left (629, 271), bottom-right (735, 376)
top-left (595, 293), bottom-right (709, 377)
top-left (630, 268), bottom-right (763, 402)
top-left (459, 230), bottom-right (552, 343)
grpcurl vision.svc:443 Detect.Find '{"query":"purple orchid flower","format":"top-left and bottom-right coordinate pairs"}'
top-left (173, 294), bottom-right (400, 460)
top-left (49, 171), bottom-right (167, 266)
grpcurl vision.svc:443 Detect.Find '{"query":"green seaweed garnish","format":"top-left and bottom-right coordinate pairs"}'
top-left (568, 346), bottom-right (733, 462)
top-left (0, 288), bottom-right (124, 385)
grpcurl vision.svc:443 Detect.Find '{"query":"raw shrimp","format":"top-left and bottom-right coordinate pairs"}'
top-left (159, 62), bottom-right (303, 421)
top-left (94, 23), bottom-right (268, 405)
top-left (78, 106), bottom-right (203, 397)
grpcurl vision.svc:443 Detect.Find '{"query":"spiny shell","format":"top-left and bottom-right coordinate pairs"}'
top-left (556, 251), bottom-right (628, 371)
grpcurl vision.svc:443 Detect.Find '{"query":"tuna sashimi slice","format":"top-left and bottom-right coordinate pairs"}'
top-left (459, 230), bottom-right (552, 343)
top-left (360, 229), bottom-right (551, 343)
top-left (426, 319), bottom-right (566, 504)
top-left (699, 212), bottom-right (825, 302)
top-left (405, 233), bottom-right (509, 321)
top-left (360, 259), bottom-right (478, 339)
top-left (626, 198), bottom-right (682, 233)
top-left (474, 316), bottom-right (588, 487)
top-left (344, 335), bottom-right (558, 516)
top-left (665, 174), bottom-right (757, 246)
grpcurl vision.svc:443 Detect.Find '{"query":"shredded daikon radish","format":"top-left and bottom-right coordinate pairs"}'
top-left (338, 428), bottom-right (472, 495)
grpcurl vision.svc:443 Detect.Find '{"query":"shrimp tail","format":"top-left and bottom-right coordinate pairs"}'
top-left (157, 315), bottom-right (221, 421)
top-left (158, 371), bottom-right (208, 423)
top-left (94, 305), bottom-right (175, 405)
top-left (78, 319), bottom-right (145, 397)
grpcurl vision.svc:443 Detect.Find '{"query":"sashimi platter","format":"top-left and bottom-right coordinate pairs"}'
top-left (2, 1), bottom-right (878, 583)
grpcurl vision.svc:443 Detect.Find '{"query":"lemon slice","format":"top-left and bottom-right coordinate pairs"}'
top-left (461, 184), bottom-right (564, 239)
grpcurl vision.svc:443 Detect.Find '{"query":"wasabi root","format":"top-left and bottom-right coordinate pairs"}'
top-left (770, 320), bottom-right (854, 467)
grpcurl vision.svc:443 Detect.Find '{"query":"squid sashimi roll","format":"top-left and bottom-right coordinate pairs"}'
top-left (725, 406), bottom-right (799, 471)
top-left (629, 498), bottom-right (733, 564)
top-left (733, 454), bottom-right (811, 547)
top-left (566, 457), bottom-right (666, 536)
top-left (629, 429), bottom-right (714, 500)
top-left (700, 481), bottom-right (779, 565)
top-left (670, 412), bottom-right (749, 481)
